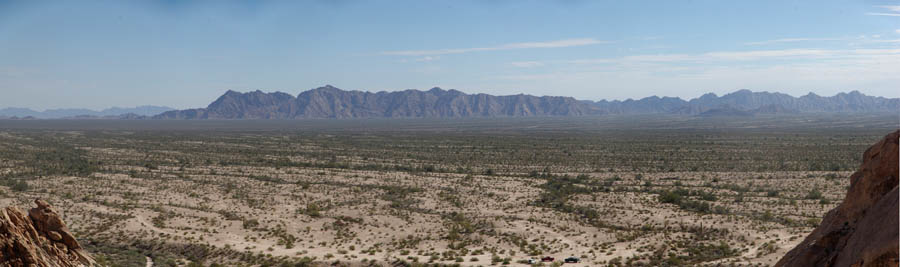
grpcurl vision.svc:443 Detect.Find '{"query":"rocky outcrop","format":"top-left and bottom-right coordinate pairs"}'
top-left (0, 199), bottom-right (96, 267)
top-left (777, 130), bottom-right (899, 267)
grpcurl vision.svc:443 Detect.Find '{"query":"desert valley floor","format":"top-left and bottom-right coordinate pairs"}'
top-left (0, 113), bottom-right (895, 266)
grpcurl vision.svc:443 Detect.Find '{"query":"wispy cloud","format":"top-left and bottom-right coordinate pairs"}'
top-left (566, 58), bottom-right (615, 64)
top-left (622, 54), bottom-right (694, 62)
top-left (867, 5), bottom-right (900, 16)
top-left (510, 61), bottom-right (544, 68)
top-left (493, 49), bottom-right (900, 99)
top-left (882, 5), bottom-right (900, 12)
top-left (868, 12), bottom-right (900, 16)
top-left (415, 56), bottom-right (440, 62)
top-left (507, 49), bottom-right (858, 69)
top-left (704, 49), bottom-right (833, 60)
top-left (869, 39), bottom-right (900, 43)
top-left (895, 29), bottom-right (900, 34)
top-left (744, 38), bottom-right (841, 45)
top-left (381, 38), bottom-right (609, 56)
top-left (525, 48), bottom-right (900, 67)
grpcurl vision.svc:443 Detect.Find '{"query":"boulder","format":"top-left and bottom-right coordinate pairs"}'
top-left (0, 199), bottom-right (96, 267)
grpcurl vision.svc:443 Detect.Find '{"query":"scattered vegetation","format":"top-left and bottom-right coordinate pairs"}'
top-left (0, 114), bottom-right (887, 266)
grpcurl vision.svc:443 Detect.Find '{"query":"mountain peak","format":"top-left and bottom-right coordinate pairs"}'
top-left (726, 89), bottom-right (754, 96)
top-left (699, 92), bottom-right (718, 99)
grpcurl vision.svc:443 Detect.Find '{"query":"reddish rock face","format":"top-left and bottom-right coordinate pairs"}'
top-left (0, 199), bottom-right (96, 267)
top-left (777, 130), bottom-right (899, 267)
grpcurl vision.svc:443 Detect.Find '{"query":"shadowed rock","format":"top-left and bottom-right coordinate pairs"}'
top-left (777, 130), bottom-right (899, 267)
top-left (0, 199), bottom-right (96, 267)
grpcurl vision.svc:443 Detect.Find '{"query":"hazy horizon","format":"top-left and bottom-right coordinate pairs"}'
top-left (1, 87), bottom-right (897, 112)
top-left (1, 1), bottom-right (898, 110)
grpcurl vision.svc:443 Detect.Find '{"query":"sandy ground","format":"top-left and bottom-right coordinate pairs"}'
top-left (0, 168), bottom-right (845, 266)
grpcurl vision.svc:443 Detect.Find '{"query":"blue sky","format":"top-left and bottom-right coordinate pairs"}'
top-left (0, 0), bottom-right (898, 110)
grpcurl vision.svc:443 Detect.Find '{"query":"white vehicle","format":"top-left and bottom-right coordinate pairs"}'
top-left (526, 258), bottom-right (538, 264)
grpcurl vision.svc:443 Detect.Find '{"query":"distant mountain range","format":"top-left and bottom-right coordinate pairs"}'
top-left (588, 89), bottom-right (897, 115)
top-left (3, 87), bottom-right (895, 120)
top-left (154, 85), bottom-right (898, 119)
top-left (0, 106), bottom-right (174, 119)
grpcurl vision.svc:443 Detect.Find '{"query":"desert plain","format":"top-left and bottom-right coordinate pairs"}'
top-left (0, 113), bottom-right (894, 266)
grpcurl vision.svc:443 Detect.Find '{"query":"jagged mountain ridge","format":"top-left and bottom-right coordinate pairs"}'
top-left (154, 86), bottom-right (899, 119)
top-left (155, 85), bottom-right (592, 119)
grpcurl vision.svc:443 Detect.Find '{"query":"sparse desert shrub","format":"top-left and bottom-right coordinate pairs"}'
top-left (806, 189), bottom-right (824, 200)
top-left (242, 219), bottom-right (259, 229)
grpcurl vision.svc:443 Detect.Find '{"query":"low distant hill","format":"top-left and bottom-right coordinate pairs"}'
top-left (695, 105), bottom-right (755, 117)
top-left (0, 105), bottom-right (173, 119)
top-left (751, 104), bottom-right (800, 114)
top-left (155, 86), bottom-right (899, 119)
top-left (692, 104), bottom-right (801, 118)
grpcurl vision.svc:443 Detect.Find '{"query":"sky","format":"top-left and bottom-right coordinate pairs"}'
top-left (0, 0), bottom-right (898, 110)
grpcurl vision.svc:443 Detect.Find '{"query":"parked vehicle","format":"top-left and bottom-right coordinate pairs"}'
top-left (526, 258), bottom-right (538, 264)
top-left (541, 256), bottom-right (555, 262)
top-left (564, 257), bottom-right (580, 263)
